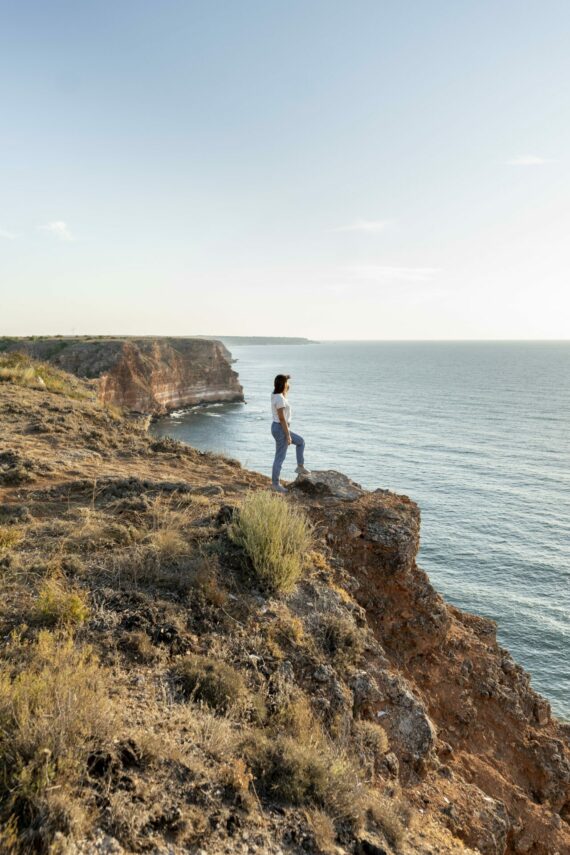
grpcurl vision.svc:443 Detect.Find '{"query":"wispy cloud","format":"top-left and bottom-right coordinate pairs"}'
top-left (332, 219), bottom-right (391, 233)
top-left (40, 221), bottom-right (74, 241)
top-left (506, 155), bottom-right (552, 166)
top-left (0, 228), bottom-right (17, 240)
top-left (346, 265), bottom-right (441, 283)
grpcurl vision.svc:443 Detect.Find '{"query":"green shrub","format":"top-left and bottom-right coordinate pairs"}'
top-left (229, 491), bottom-right (313, 593)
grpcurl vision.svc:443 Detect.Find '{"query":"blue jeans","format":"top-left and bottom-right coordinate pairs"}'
top-left (271, 422), bottom-right (305, 485)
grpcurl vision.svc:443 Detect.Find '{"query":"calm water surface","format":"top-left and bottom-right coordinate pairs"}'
top-left (151, 342), bottom-right (570, 719)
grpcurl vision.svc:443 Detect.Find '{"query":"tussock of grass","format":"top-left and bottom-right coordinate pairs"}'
top-left (366, 791), bottom-right (407, 848)
top-left (172, 654), bottom-right (249, 713)
top-left (305, 808), bottom-right (337, 854)
top-left (354, 720), bottom-right (389, 756)
top-left (244, 731), bottom-right (363, 822)
top-left (0, 631), bottom-right (114, 851)
top-left (172, 654), bottom-right (266, 723)
top-left (270, 693), bottom-right (317, 741)
top-left (118, 630), bottom-right (160, 664)
top-left (0, 352), bottom-right (90, 400)
top-left (0, 526), bottom-right (24, 551)
top-left (33, 578), bottom-right (89, 627)
top-left (229, 491), bottom-right (313, 593)
top-left (354, 720), bottom-right (389, 783)
top-left (319, 613), bottom-right (364, 666)
top-left (63, 509), bottom-right (142, 555)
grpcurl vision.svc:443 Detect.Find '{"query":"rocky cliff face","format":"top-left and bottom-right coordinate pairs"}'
top-left (293, 471), bottom-right (570, 855)
top-left (0, 336), bottom-right (244, 414)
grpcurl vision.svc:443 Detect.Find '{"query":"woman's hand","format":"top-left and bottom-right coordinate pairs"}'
top-left (277, 407), bottom-right (292, 444)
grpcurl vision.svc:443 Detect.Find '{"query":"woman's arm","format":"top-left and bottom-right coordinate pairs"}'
top-left (277, 407), bottom-right (292, 445)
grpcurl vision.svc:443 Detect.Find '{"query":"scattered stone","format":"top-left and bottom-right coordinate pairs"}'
top-left (292, 470), bottom-right (365, 500)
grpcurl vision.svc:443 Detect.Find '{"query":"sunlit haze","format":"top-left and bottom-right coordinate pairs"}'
top-left (2, 1), bottom-right (570, 340)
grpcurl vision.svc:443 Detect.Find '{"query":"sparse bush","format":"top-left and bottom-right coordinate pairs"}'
top-left (33, 578), bottom-right (89, 627)
top-left (355, 720), bottom-right (389, 756)
top-left (305, 808), bottom-right (337, 854)
top-left (229, 491), bottom-right (313, 593)
top-left (366, 791), bottom-right (407, 849)
top-left (0, 631), bottom-right (113, 851)
top-left (270, 693), bottom-right (317, 740)
top-left (265, 608), bottom-right (311, 661)
top-left (354, 721), bottom-right (389, 782)
top-left (172, 654), bottom-right (249, 713)
top-left (319, 613), bottom-right (364, 666)
top-left (118, 630), bottom-right (159, 664)
top-left (244, 732), bottom-right (362, 822)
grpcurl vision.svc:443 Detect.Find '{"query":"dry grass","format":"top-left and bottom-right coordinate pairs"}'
top-left (0, 352), bottom-right (91, 400)
top-left (305, 808), bottom-right (338, 854)
top-left (0, 631), bottom-right (114, 852)
top-left (118, 630), bottom-right (160, 664)
top-left (354, 721), bottom-right (389, 783)
top-left (229, 490), bottom-right (313, 593)
top-left (366, 791), bottom-right (408, 849)
top-left (172, 654), bottom-right (255, 717)
top-left (244, 731), bottom-right (363, 823)
top-left (173, 654), bottom-right (245, 710)
top-left (0, 526), bottom-right (25, 551)
top-left (319, 613), bottom-right (364, 667)
top-left (32, 578), bottom-right (89, 627)
top-left (61, 508), bottom-right (142, 555)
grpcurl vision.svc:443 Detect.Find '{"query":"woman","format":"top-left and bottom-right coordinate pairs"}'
top-left (271, 373), bottom-right (310, 493)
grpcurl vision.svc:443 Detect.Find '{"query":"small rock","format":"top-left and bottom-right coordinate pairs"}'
top-left (313, 664), bottom-right (334, 683)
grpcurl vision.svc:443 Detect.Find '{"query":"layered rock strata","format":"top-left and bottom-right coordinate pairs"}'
top-left (0, 336), bottom-right (244, 414)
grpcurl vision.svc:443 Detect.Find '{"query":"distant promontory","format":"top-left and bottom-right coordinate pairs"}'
top-left (0, 336), bottom-right (243, 415)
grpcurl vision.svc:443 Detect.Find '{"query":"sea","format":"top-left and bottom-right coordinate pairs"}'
top-left (150, 342), bottom-right (570, 720)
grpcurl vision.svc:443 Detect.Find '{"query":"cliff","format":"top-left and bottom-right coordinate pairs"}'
top-left (0, 360), bottom-right (568, 855)
top-left (0, 336), bottom-right (244, 414)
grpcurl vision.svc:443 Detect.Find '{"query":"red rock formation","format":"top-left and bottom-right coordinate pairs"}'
top-left (1, 337), bottom-right (244, 414)
top-left (293, 471), bottom-right (570, 855)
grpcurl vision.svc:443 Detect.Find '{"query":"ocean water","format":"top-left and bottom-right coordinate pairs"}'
top-left (150, 342), bottom-right (570, 720)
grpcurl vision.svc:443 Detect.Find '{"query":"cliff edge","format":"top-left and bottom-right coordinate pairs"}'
top-left (0, 362), bottom-right (568, 855)
top-left (0, 336), bottom-right (244, 414)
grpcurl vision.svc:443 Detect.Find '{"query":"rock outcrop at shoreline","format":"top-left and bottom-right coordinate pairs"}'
top-left (0, 336), bottom-right (244, 414)
top-left (0, 364), bottom-right (568, 855)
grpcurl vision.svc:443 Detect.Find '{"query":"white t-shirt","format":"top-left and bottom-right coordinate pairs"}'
top-left (271, 393), bottom-right (291, 424)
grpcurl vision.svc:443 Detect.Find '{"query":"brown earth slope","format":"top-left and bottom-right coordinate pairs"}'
top-left (0, 336), bottom-right (244, 414)
top-left (0, 366), bottom-right (568, 855)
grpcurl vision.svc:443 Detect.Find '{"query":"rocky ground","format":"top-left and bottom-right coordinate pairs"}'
top-left (0, 363), bottom-right (568, 855)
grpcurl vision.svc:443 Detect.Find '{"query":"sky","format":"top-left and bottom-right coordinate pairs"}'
top-left (1, 0), bottom-right (570, 340)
